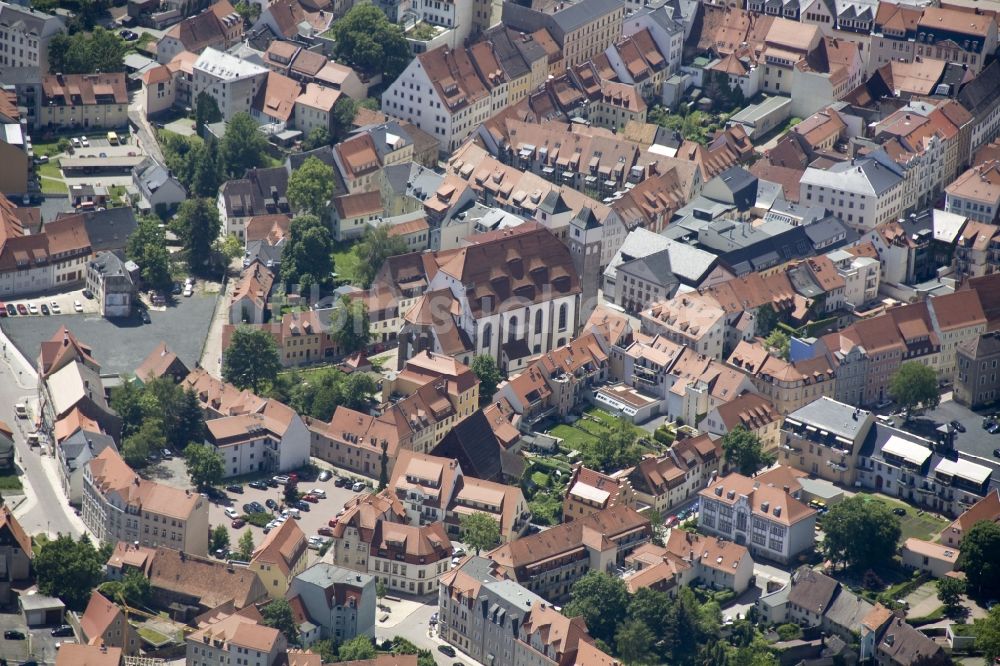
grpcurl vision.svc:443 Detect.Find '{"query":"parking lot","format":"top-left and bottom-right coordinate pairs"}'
top-left (2, 287), bottom-right (100, 318)
top-left (206, 472), bottom-right (370, 556)
top-left (1, 289), bottom-right (218, 376)
top-left (0, 609), bottom-right (66, 665)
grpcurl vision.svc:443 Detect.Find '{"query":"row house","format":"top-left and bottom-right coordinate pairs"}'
top-left (955, 330), bottom-right (1000, 408)
top-left (495, 331), bottom-right (609, 426)
top-left (562, 464), bottom-right (634, 523)
top-left (856, 423), bottom-right (992, 518)
top-left (627, 433), bottom-right (723, 515)
top-left (727, 340), bottom-right (837, 415)
top-left (799, 151), bottom-right (905, 232)
top-left (38, 72), bottom-right (128, 131)
top-left (187, 612), bottom-right (287, 666)
top-left (640, 293), bottom-right (728, 360)
top-left (0, 3), bottom-right (64, 74)
top-left (698, 469), bottom-right (817, 564)
top-left (192, 48), bottom-right (268, 121)
top-left (287, 563), bottom-right (376, 645)
top-left (82, 447), bottom-right (210, 556)
top-left (869, 5), bottom-right (997, 76)
top-left (946, 161), bottom-right (1000, 225)
top-left (487, 505), bottom-right (651, 601)
top-left (704, 391), bottom-right (783, 452)
top-left (780, 396), bottom-right (874, 486)
top-left (156, 0), bottom-right (242, 64)
top-left (624, 530), bottom-right (754, 594)
top-left (389, 450), bottom-right (529, 542)
top-left (600, 28), bottom-right (672, 104)
top-left (862, 219), bottom-right (932, 288)
top-left (203, 401), bottom-right (311, 479)
top-left (222, 309), bottom-right (349, 368)
top-left (501, 0), bottom-right (626, 68)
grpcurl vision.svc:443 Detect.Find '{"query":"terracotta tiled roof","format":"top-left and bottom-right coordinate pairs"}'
top-left (251, 519), bottom-right (307, 576)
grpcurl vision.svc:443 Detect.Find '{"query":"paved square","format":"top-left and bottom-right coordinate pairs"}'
top-left (1, 292), bottom-right (218, 377)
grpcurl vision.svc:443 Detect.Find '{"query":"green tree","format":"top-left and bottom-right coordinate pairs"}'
top-left (378, 440), bottom-right (389, 491)
top-left (126, 216), bottom-right (172, 291)
top-left (338, 636), bottom-right (377, 662)
top-left (111, 378), bottom-right (146, 440)
top-left (237, 529), bottom-right (255, 561)
top-left (470, 355), bottom-right (503, 403)
top-left (223, 326), bottom-right (282, 392)
top-left (222, 112), bottom-right (268, 178)
top-left (586, 418), bottom-right (642, 473)
top-left (302, 127), bottom-right (331, 151)
top-left (311, 640), bottom-right (338, 663)
top-left (331, 96), bottom-right (359, 142)
top-left (616, 619), bottom-right (657, 665)
top-left (184, 443), bottom-right (224, 489)
top-left (191, 138), bottom-right (224, 198)
top-left (120, 569), bottom-right (151, 608)
top-left (627, 588), bottom-right (672, 644)
top-left (35, 534), bottom-right (104, 610)
top-left (460, 511), bottom-right (501, 554)
top-left (755, 305), bottom-right (780, 337)
top-left (376, 579), bottom-right (387, 601)
top-left (233, 0), bottom-right (260, 23)
top-left (280, 214), bottom-right (333, 290)
top-left (889, 361), bottom-right (940, 416)
top-left (937, 576), bottom-right (965, 614)
top-left (722, 426), bottom-right (775, 476)
top-left (262, 598), bottom-right (300, 646)
top-left (764, 329), bottom-right (790, 360)
top-left (353, 223), bottom-right (407, 288)
top-left (958, 520), bottom-right (1000, 595)
top-left (195, 92), bottom-right (223, 131)
top-left (218, 233), bottom-right (244, 263)
top-left (331, 296), bottom-right (371, 355)
top-left (287, 156), bottom-right (334, 216)
top-left (564, 572), bottom-right (629, 648)
top-left (172, 198), bottom-right (220, 274)
top-left (330, 4), bottom-right (410, 80)
top-left (284, 479), bottom-right (299, 505)
top-left (978, 606), bottom-right (1000, 664)
top-left (48, 27), bottom-right (126, 74)
top-left (821, 495), bottom-right (901, 570)
top-left (122, 418), bottom-right (165, 467)
top-left (210, 524), bottom-right (230, 554)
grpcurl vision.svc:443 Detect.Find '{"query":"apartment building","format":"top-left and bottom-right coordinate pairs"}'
top-left (487, 505), bottom-right (651, 601)
top-left (287, 563), bottom-right (376, 644)
top-left (37, 73), bottom-right (128, 131)
top-left (928, 290), bottom-right (988, 380)
top-left (79, 591), bottom-right (139, 656)
top-left (293, 83), bottom-right (340, 137)
top-left (156, 0), bottom-right (242, 64)
top-left (222, 309), bottom-right (355, 369)
top-left (953, 221), bottom-right (1000, 283)
top-left (942, 488), bottom-right (1000, 548)
top-left (704, 392), bottom-right (783, 452)
top-left (698, 470), bottom-right (817, 564)
top-left (187, 612), bottom-right (287, 666)
top-left (193, 48), bottom-right (268, 121)
top-left (727, 340), bottom-right (836, 416)
top-left (329, 504), bottom-right (452, 597)
top-left (86, 251), bottom-right (135, 319)
top-left (389, 449), bottom-right (529, 542)
top-left (0, 90), bottom-right (26, 196)
top-left (562, 464), bottom-right (634, 523)
top-left (946, 161), bottom-right (1000, 224)
top-left (955, 330), bottom-right (1000, 408)
top-left (0, 2), bottom-right (64, 73)
top-left (250, 519), bottom-right (308, 598)
top-left (502, 0), bottom-right (626, 68)
top-left (82, 448), bottom-right (210, 556)
top-left (856, 423), bottom-right (992, 518)
top-left (640, 294), bottom-right (727, 360)
top-left (203, 400), bottom-right (310, 479)
top-left (799, 153), bottom-right (905, 231)
top-left (627, 433), bottom-right (723, 515)
top-left (780, 397), bottom-right (873, 487)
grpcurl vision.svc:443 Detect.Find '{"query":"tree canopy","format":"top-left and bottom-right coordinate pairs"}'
top-left (110, 376), bottom-right (205, 450)
top-left (287, 156), bottom-right (334, 216)
top-left (338, 636), bottom-right (377, 662)
top-left (262, 598), bottom-right (300, 646)
top-left (470, 355), bottom-right (503, 403)
top-left (125, 216), bottom-right (172, 291)
top-left (330, 4), bottom-right (410, 80)
top-left (195, 92), bottom-right (223, 131)
top-left (223, 326), bottom-right (282, 393)
top-left (353, 223), bottom-right (407, 288)
top-left (958, 520), bottom-right (1000, 595)
top-left (821, 495), bottom-right (901, 570)
top-left (171, 198), bottom-right (220, 274)
top-left (279, 214), bottom-right (333, 292)
top-left (564, 572), bottom-right (630, 648)
top-left (222, 112), bottom-right (269, 178)
top-left (460, 511), bottom-right (501, 554)
top-left (722, 426), bottom-right (775, 476)
top-left (48, 27), bottom-right (126, 74)
top-left (978, 606), bottom-right (1000, 664)
top-left (267, 367), bottom-right (375, 420)
top-left (184, 443), bottom-right (225, 489)
top-left (889, 362), bottom-right (940, 415)
top-left (35, 534), bottom-right (105, 611)
top-left (584, 418), bottom-right (642, 473)
top-left (331, 296), bottom-right (371, 355)
top-left (237, 530), bottom-right (255, 561)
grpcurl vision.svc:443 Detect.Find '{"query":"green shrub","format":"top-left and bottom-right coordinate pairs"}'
top-left (531, 472), bottom-right (550, 488)
top-left (776, 623), bottom-right (803, 641)
top-left (242, 512), bottom-right (270, 527)
top-left (713, 589), bottom-right (737, 605)
top-left (653, 428), bottom-right (675, 445)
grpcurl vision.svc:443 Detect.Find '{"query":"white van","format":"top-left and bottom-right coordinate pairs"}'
top-left (309, 488), bottom-right (326, 499)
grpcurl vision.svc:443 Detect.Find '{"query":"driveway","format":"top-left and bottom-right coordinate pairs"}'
top-left (1, 291), bottom-right (218, 377)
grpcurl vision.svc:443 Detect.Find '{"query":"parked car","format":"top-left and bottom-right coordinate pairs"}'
top-left (5, 304), bottom-right (15, 316)
top-left (15, 303), bottom-right (26, 315)
top-left (242, 503), bottom-right (255, 514)
top-left (283, 507), bottom-right (300, 518)
top-left (249, 480), bottom-right (268, 490)
top-left (183, 285), bottom-right (193, 297)
top-left (51, 625), bottom-right (74, 637)
top-left (140, 309), bottom-right (151, 324)
top-left (162, 448), bottom-right (173, 460)
top-left (27, 303), bottom-right (37, 314)
top-left (352, 481), bottom-right (366, 492)
top-left (265, 477), bottom-right (279, 488)
top-left (80, 136), bottom-right (89, 147)
top-left (82, 289), bottom-right (94, 299)
top-left (950, 420), bottom-right (967, 433)
top-left (328, 518), bottom-right (339, 528)
top-left (225, 508), bottom-right (239, 519)
top-left (49, 301), bottom-right (60, 314)
top-left (171, 282), bottom-right (182, 295)
top-left (309, 488), bottom-right (326, 499)
top-left (334, 477), bottom-right (348, 488)
top-left (265, 499), bottom-right (279, 511)
top-left (248, 501), bottom-right (265, 513)
top-left (318, 470), bottom-right (332, 482)
top-left (231, 518), bottom-right (246, 529)
top-left (318, 526), bottom-right (334, 537)
top-left (226, 484), bottom-right (243, 494)
top-left (302, 494), bottom-right (319, 503)
top-left (438, 646), bottom-right (456, 658)
top-left (71, 137), bottom-right (81, 148)
top-left (273, 475), bottom-right (290, 485)
top-left (73, 300), bottom-right (83, 313)
top-left (292, 500), bottom-right (311, 512)
top-left (0, 302), bottom-right (6, 317)
top-left (993, 448), bottom-right (1000, 458)
top-left (989, 423), bottom-right (1000, 435)
top-left (4, 630), bottom-right (25, 640)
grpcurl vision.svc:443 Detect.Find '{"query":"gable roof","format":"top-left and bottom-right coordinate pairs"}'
top-left (251, 518), bottom-right (307, 576)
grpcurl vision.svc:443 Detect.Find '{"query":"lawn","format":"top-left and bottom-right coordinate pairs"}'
top-left (37, 158), bottom-right (67, 194)
top-left (548, 407), bottom-right (646, 451)
top-left (855, 492), bottom-right (950, 543)
top-left (332, 241), bottom-right (360, 284)
top-left (0, 473), bottom-right (22, 491)
top-left (137, 625), bottom-right (172, 647)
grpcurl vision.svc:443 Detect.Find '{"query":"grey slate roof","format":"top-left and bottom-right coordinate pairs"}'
top-left (295, 562), bottom-right (374, 588)
top-left (788, 566), bottom-right (839, 616)
top-left (550, 0), bottom-right (624, 33)
top-left (61, 429), bottom-right (117, 472)
top-left (785, 397), bottom-right (870, 441)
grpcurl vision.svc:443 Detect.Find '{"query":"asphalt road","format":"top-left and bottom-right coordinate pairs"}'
top-left (0, 329), bottom-right (83, 539)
